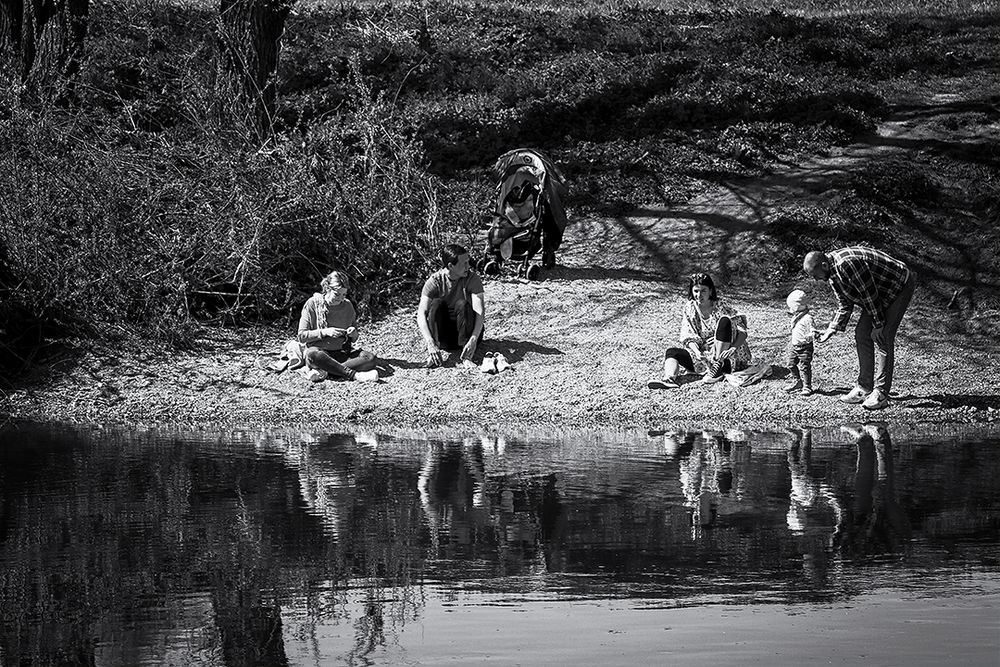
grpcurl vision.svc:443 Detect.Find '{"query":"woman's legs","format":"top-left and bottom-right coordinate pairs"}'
top-left (663, 347), bottom-right (695, 378)
top-left (342, 349), bottom-right (377, 372)
top-left (306, 348), bottom-right (377, 380)
top-left (650, 347), bottom-right (694, 389)
top-left (709, 317), bottom-right (735, 374)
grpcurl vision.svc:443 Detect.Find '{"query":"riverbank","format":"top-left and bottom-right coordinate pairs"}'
top-left (4, 67), bottom-right (999, 432)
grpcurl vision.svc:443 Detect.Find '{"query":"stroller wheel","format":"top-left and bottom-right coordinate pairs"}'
top-left (542, 250), bottom-right (556, 270)
top-left (526, 264), bottom-right (541, 281)
top-left (484, 260), bottom-right (501, 277)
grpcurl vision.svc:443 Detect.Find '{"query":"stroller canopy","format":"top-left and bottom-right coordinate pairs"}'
top-left (491, 148), bottom-right (568, 235)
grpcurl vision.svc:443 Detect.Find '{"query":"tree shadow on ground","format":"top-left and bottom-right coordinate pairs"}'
top-left (377, 357), bottom-right (428, 376)
top-left (483, 338), bottom-right (563, 364)
top-left (896, 393), bottom-right (1000, 411)
top-left (543, 266), bottom-right (669, 283)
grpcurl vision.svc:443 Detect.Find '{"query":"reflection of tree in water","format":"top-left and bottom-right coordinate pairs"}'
top-left (348, 591), bottom-right (386, 667)
top-left (0, 426), bottom-right (332, 665)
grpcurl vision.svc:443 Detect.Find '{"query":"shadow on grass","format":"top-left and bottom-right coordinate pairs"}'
top-left (484, 338), bottom-right (563, 364)
top-left (544, 266), bottom-right (670, 283)
top-left (376, 357), bottom-right (427, 376)
top-left (897, 393), bottom-right (1000, 411)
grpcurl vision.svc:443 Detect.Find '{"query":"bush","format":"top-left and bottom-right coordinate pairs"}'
top-left (0, 67), bottom-right (468, 353)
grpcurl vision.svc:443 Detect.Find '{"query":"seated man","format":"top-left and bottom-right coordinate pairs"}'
top-left (417, 244), bottom-right (486, 368)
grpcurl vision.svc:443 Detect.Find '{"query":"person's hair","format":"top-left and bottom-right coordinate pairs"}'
top-left (320, 270), bottom-right (349, 293)
top-left (687, 272), bottom-right (718, 301)
top-left (441, 244), bottom-right (468, 267)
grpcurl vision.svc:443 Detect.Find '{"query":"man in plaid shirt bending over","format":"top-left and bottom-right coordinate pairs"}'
top-left (803, 246), bottom-right (916, 410)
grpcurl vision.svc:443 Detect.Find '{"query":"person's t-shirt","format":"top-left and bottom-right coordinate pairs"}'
top-left (421, 268), bottom-right (484, 314)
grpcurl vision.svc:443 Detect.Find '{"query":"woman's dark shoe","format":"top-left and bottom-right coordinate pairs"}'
top-left (648, 377), bottom-right (680, 390)
top-left (702, 358), bottom-right (726, 383)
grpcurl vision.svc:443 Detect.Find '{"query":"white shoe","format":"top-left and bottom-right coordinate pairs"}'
top-left (862, 389), bottom-right (888, 410)
top-left (480, 353), bottom-right (498, 374)
top-left (839, 386), bottom-right (869, 404)
top-left (494, 353), bottom-right (512, 372)
top-left (354, 369), bottom-right (379, 382)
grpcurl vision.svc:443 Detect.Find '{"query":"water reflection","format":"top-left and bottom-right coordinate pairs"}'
top-left (835, 424), bottom-right (912, 562)
top-left (0, 422), bottom-right (997, 665)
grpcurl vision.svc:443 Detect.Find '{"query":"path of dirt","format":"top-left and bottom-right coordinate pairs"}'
top-left (5, 70), bottom-right (1000, 433)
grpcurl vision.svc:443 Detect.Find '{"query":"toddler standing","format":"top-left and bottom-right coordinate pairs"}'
top-left (785, 289), bottom-right (816, 396)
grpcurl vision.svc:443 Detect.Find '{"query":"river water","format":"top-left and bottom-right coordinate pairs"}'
top-left (0, 422), bottom-right (997, 666)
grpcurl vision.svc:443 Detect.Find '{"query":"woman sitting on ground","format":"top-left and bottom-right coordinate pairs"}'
top-left (297, 271), bottom-right (380, 382)
top-left (649, 272), bottom-right (752, 389)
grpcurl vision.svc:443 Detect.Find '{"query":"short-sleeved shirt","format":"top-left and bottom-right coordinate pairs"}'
top-left (828, 247), bottom-right (909, 330)
top-left (421, 268), bottom-right (484, 313)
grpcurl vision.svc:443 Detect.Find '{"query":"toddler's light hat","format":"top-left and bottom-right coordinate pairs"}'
top-left (786, 289), bottom-right (809, 312)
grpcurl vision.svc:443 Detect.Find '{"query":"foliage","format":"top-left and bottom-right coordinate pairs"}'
top-left (0, 63), bottom-right (461, 352)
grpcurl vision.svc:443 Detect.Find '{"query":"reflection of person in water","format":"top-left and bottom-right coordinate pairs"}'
top-left (835, 424), bottom-right (911, 560)
top-left (417, 438), bottom-right (492, 555)
top-left (418, 435), bottom-right (568, 575)
top-left (785, 428), bottom-right (843, 585)
top-left (678, 431), bottom-right (743, 534)
top-left (278, 431), bottom-right (379, 541)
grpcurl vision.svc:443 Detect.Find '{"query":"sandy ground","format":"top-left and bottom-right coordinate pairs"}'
top-left (4, 71), bottom-right (1000, 433)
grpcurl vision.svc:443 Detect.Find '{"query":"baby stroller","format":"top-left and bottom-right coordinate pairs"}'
top-left (483, 148), bottom-right (568, 280)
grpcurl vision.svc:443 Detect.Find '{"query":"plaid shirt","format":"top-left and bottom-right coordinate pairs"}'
top-left (828, 247), bottom-right (909, 330)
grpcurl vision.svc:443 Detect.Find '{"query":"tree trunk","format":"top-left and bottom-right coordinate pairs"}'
top-left (0, 0), bottom-right (23, 55)
top-left (19, 0), bottom-right (88, 105)
top-left (218, 0), bottom-right (293, 141)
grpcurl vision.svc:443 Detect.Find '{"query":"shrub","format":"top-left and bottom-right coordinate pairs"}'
top-left (0, 66), bottom-right (467, 353)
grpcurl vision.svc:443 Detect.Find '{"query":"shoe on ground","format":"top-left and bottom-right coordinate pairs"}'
top-left (702, 358), bottom-right (726, 384)
top-left (480, 353), bottom-right (497, 374)
top-left (542, 250), bottom-right (556, 269)
top-left (862, 389), bottom-right (889, 410)
top-left (839, 386), bottom-right (869, 404)
top-left (494, 353), bottom-right (512, 372)
top-left (783, 380), bottom-right (803, 393)
top-left (799, 387), bottom-right (814, 397)
top-left (354, 369), bottom-right (379, 382)
top-left (648, 377), bottom-right (680, 390)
